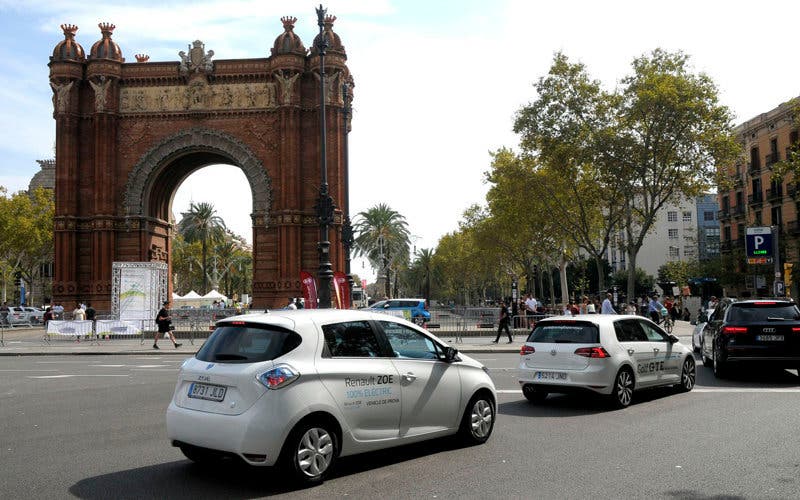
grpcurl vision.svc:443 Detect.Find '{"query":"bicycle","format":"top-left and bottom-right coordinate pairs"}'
top-left (662, 314), bottom-right (674, 334)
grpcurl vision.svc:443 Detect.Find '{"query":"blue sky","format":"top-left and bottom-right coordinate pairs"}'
top-left (2, 0), bottom-right (800, 282)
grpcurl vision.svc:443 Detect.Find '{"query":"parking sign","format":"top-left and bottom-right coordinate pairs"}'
top-left (746, 227), bottom-right (773, 261)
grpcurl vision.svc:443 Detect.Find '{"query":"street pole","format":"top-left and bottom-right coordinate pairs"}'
top-left (315, 4), bottom-right (334, 308)
top-left (341, 81), bottom-right (354, 307)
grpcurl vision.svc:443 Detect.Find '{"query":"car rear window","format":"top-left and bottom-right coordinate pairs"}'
top-left (196, 324), bottom-right (302, 363)
top-left (527, 321), bottom-right (600, 343)
top-left (727, 303), bottom-right (800, 323)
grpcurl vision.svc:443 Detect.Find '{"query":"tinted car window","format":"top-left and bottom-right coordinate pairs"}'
top-left (379, 320), bottom-right (439, 359)
top-left (614, 319), bottom-right (647, 342)
top-left (528, 321), bottom-right (599, 343)
top-left (727, 303), bottom-right (800, 323)
top-left (196, 324), bottom-right (302, 363)
top-left (638, 320), bottom-right (667, 341)
top-left (322, 321), bottom-right (382, 357)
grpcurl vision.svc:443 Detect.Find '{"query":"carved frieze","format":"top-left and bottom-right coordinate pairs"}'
top-left (119, 82), bottom-right (277, 114)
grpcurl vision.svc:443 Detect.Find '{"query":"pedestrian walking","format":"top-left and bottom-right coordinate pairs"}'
top-left (154, 300), bottom-right (181, 349)
top-left (492, 300), bottom-right (513, 344)
top-left (601, 293), bottom-right (616, 314)
top-left (648, 294), bottom-right (665, 324)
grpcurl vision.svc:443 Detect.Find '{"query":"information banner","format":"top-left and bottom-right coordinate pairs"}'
top-left (301, 271), bottom-right (318, 309)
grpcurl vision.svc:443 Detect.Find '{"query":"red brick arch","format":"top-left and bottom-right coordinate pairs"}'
top-left (48, 22), bottom-right (352, 310)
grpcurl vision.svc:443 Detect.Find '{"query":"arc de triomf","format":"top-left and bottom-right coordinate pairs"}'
top-left (48, 16), bottom-right (353, 310)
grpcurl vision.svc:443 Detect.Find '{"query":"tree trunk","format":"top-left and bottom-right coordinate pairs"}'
top-left (595, 254), bottom-right (605, 292)
top-left (627, 246), bottom-right (637, 302)
top-left (547, 267), bottom-right (556, 310)
top-left (559, 256), bottom-right (569, 306)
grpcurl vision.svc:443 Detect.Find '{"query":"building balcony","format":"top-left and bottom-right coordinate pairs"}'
top-left (748, 192), bottom-right (763, 206)
top-left (747, 162), bottom-right (760, 176)
top-left (731, 204), bottom-right (746, 218)
top-left (766, 152), bottom-right (780, 167)
top-left (767, 187), bottom-right (784, 202)
top-left (717, 209), bottom-right (730, 220)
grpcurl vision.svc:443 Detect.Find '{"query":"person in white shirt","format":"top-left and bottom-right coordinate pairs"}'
top-left (601, 293), bottom-right (616, 314)
top-left (286, 298), bottom-right (297, 310)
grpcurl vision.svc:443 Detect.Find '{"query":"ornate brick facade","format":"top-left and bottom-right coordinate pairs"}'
top-left (48, 18), bottom-right (354, 310)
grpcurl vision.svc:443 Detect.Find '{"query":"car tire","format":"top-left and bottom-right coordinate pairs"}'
top-left (280, 420), bottom-right (338, 486)
top-left (712, 344), bottom-right (728, 378)
top-left (608, 367), bottom-right (634, 409)
top-left (412, 316), bottom-right (425, 326)
top-left (522, 384), bottom-right (548, 404)
top-left (676, 356), bottom-right (696, 392)
top-left (458, 392), bottom-right (495, 445)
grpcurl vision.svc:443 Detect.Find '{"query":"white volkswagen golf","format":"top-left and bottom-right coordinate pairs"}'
top-left (166, 309), bottom-right (496, 484)
top-left (518, 315), bottom-right (695, 408)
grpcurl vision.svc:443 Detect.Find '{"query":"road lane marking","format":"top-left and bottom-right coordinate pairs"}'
top-left (27, 374), bottom-right (130, 379)
top-left (0, 369), bottom-right (59, 372)
top-left (497, 388), bottom-right (800, 394)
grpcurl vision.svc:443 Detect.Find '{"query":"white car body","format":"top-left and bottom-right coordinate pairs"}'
top-left (166, 309), bottom-right (495, 483)
top-left (691, 308), bottom-right (714, 353)
top-left (518, 314), bottom-right (695, 408)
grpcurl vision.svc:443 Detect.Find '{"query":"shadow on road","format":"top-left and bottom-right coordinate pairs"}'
top-left (69, 438), bottom-right (464, 499)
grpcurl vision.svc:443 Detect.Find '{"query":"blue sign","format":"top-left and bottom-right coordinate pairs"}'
top-left (746, 227), bottom-right (773, 258)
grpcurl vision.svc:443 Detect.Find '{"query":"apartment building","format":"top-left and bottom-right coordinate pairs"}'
top-left (717, 97), bottom-right (799, 295)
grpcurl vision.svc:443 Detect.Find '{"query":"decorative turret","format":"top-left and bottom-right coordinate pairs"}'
top-left (89, 23), bottom-right (124, 61)
top-left (51, 24), bottom-right (85, 62)
top-left (310, 15), bottom-right (345, 58)
top-left (135, 54), bottom-right (150, 63)
top-left (271, 16), bottom-right (307, 56)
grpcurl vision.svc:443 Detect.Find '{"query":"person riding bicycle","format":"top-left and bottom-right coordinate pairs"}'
top-left (648, 294), bottom-right (665, 324)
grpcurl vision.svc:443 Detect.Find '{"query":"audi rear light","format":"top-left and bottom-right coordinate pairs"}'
top-left (574, 347), bottom-right (611, 358)
top-left (520, 345), bottom-right (535, 355)
top-left (722, 326), bottom-right (748, 334)
top-left (754, 302), bottom-right (777, 305)
top-left (792, 327), bottom-right (800, 333)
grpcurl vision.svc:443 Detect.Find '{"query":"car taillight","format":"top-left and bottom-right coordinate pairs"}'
top-left (257, 364), bottom-right (299, 390)
top-left (792, 327), bottom-right (800, 332)
top-left (722, 326), bottom-right (748, 334)
top-left (574, 347), bottom-right (611, 358)
top-left (520, 345), bottom-right (535, 355)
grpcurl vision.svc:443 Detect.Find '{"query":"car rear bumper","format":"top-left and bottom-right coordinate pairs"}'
top-left (518, 363), bottom-right (616, 395)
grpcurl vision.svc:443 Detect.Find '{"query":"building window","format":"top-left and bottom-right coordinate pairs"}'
top-left (667, 211), bottom-right (678, 222)
top-left (723, 226), bottom-right (731, 242)
top-left (703, 211), bottom-right (715, 221)
top-left (750, 147), bottom-right (760, 169)
top-left (705, 227), bottom-right (720, 238)
top-left (754, 210), bottom-right (762, 225)
top-left (669, 246), bottom-right (680, 258)
top-left (682, 211), bottom-right (692, 222)
top-left (668, 229), bottom-right (678, 239)
top-left (684, 246), bottom-right (696, 257)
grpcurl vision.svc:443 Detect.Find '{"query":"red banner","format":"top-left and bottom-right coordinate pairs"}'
top-left (334, 272), bottom-right (350, 309)
top-left (300, 271), bottom-right (318, 309)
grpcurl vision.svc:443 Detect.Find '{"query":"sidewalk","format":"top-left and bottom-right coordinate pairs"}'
top-left (0, 320), bottom-right (695, 356)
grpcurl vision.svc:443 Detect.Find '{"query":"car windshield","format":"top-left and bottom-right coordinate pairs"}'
top-left (528, 321), bottom-right (600, 343)
top-left (196, 324), bottom-right (302, 363)
top-left (727, 303), bottom-right (800, 323)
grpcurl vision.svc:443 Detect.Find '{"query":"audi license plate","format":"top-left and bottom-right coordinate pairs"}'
top-left (188, 382), bottom-right (227, 402)
top-left (535, 371), bottom-right (567, 380)
top-left (756, 335), bottom-right (784, 341)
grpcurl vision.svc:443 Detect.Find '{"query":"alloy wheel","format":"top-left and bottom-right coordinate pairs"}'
top-left (680, 357), bottom-right (696, 391)
top-left (296, 427), bottom-right (334, 478)
top-left (470, 399), bottom-right (494, 439)
top-left (614, 369), bottom-right (633, 407)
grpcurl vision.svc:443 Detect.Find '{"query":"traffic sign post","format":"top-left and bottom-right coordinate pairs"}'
top-left (775, 280), bottom-right (785, 297)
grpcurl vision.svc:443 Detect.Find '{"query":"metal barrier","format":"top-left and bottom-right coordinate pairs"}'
top-left (423, 308), bottom-right (553, 343)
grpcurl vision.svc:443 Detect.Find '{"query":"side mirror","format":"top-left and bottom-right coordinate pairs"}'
top-left (667, 334), bottom-right (679, 344)
top-left (690, 320), bottom-right (697, 326)
top-left (444, 346), bottom-right (459, 362)
top-left (383, 304), bottom-right (390, 309)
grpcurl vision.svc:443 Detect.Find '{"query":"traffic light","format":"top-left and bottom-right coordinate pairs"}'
top-left (13, 270), bottom-right (21, 288)
top-left (784, 262), bottom-right (794, 294)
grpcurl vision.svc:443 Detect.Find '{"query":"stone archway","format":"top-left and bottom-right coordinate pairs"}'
top-left (48, 18), bottom-right (353, 310)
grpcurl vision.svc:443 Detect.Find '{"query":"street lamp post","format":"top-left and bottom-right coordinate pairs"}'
top-left (315, 4), bottom-right (335, 308)
top-left (341, 81), bottom-right (355, 307)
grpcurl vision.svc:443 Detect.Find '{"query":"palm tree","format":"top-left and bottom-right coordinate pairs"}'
top-left (178, 202), bottom-right (227, 294)
top-left (353, 203), bottom-right (410, 299)
top-left (414, 248), bottom-right (435, 304)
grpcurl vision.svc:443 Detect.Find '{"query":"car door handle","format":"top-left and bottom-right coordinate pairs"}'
top-left (627, 349), bottom-right (635, 355)
top-left (402, 372), bottom-right (417, 382)
top-left (653, 348), bottom-right (660, 353)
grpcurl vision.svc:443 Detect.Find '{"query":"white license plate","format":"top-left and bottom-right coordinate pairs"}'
top-left (756, 335), bottom-right (784, 341)
top-left (188, 382), bottom-right (227, 402)
top-left (535, 371), bottom-right (567, 380)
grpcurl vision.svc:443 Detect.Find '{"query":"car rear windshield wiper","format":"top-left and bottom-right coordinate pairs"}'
top-left (214, 353), bottom-right (249, 361)
top-left (765, 317), bottom-right (790, 321)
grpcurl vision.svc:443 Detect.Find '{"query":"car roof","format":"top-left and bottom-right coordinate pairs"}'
top-left (537, 314), bottom-right (643, 325)
top-left (731, 298), bottom-right (795, 305)
top-left (216, 308), bottom-right (415, 330)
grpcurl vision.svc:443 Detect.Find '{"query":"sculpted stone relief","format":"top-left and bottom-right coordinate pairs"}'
top-left (119, 82), bottom-right (278, 113)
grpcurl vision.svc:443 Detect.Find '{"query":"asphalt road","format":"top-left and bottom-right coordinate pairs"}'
top-left (1, 352), bottom-right (799, 499)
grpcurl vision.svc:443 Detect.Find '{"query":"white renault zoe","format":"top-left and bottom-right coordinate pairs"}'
top-left (167, 309), bottom-right (496, 484)
top-left (518, 315), bottom-right (695, 408)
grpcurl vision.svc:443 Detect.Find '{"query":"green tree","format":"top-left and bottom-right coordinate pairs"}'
top-left (177, 201), bottom-right (227, 294)
top-left (513, 52), bottom-right (624, 292)
top-left (353, 203), bottom-right (410, 299)
top-left (0, 187), bottom-right (54, 304)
